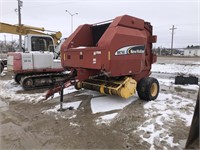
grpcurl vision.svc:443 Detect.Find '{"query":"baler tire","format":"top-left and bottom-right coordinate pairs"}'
top-left (137, 77), bottom-right (159, 101)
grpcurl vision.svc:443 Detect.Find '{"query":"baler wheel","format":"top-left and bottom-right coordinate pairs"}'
top-left (137, 77), bottom-right (159, 101)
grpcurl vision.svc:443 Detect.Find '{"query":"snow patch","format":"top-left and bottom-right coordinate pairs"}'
top-left (70, 122), bottom-right (80, 127)
top-left (43, 101), bottom-right (82, 113)
top-left (157, 78), bottom-right (174, 86)
top-left (144, 93), bottom-right (195, 126)
top-left (96, 113), bottom-right (118, 125)
top-left (0, 80), bottom-right (44, 102)
top-left (135, 92), bottom-right (195, 148)
top-left (173, 84), bottom-right (199, 91)
top-left (50, 86), bottom-right (77, 99)
top-left (91, 95), bottom-right (138, 114)
top-left (152, 63), bottom-right (200, 76)
top-left (75, 90), bottom-right (102, 97)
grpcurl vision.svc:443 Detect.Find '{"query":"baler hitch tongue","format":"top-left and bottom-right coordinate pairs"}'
top-left (45, 71), bottom-right (77, 99)
top-left (45, 80), bottom-right (72, 99)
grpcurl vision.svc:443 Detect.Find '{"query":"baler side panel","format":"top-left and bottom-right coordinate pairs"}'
top-left (62, 47), bottom-right (104, 70)
top-left (61, 24), bottom-right (94, 68)
top-left (104, 26), bottom-right (147, 76)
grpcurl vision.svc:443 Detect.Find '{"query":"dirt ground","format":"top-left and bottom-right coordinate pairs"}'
top-left (0, 56), bottom-right (199, 149)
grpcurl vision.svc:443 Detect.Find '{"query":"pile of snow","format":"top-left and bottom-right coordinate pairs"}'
top-left (134, 92), bottom-right (196, 149)
top-left (152, 63), bottom-right (200, 76)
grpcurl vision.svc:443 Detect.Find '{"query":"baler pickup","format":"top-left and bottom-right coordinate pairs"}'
top-left (79, 77), bottom-right (137, 99)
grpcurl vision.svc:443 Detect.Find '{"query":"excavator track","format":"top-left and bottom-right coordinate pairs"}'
top-left (21, 72), bottom-right (70, 90)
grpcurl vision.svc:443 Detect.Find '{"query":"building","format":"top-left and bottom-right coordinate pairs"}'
top-left (183, 46), bottom-right (200, 57)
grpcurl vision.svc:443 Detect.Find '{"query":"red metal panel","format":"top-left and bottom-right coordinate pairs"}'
top-left (110, 15), bottom-right (144, 30)
top-left (62, 47), bottom-right (105, 70)
top-left (8, 52), bottom-right (22, 72)
top-left (61, 15), bottom-right (157, 82)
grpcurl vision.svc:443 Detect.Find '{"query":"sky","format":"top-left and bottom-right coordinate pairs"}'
top-left (0, 0), bottom-right (199, 48)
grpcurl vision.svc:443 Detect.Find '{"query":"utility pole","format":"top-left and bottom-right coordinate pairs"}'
top-left (170, 25), bottom-right (177, 55)
top-left (11, 35), bottom-right (13, 51)
top-left (4, 35), bottom-right (6, 52)
top-left (65, 10), bottom-right (78, 33)
top-left (17, 0), bottom-right (23, 52)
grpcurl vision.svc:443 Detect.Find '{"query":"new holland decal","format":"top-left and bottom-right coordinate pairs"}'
top-left (115, 45), bottom-right (145, 55)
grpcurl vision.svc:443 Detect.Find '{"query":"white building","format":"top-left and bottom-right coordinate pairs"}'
top-left (183, 48), bottom-right (200, 56)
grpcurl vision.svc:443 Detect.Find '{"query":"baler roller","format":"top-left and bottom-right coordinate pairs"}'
top-left (78, 77), bottom-right (137, 99)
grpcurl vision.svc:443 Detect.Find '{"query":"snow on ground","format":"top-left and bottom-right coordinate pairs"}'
top-left (0, 67), bottom-right (7, 77)
top-left (152, 63), bottom-right (200, 76)
top-left (91, 95), bottom-right (138, 114)
top-left (75, 90), bottom-right (102, 97)
top-left (158, 78), bottom-right (199, 90)
top-left (0, 79), bottom-right (77, 103)
top-left (0, 61), bottom-right (199, 149)
top-left (96, 113), bottom-right (118, 125)
top-left (49, 86), bottom-right (77, 99)
top-left (70, 122), bottom-right (80, 127)
top-left (91, 95), bottom-right (138, 125)
top-left (0, 80), bottom-right (44, 103)
top-left (43, 101), bottom-right (82, 113)
top-left (134, 92), bottom-right (196, 149)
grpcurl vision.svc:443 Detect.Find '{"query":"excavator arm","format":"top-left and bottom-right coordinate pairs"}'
top-left (0, 22), bottom-right (62, 44)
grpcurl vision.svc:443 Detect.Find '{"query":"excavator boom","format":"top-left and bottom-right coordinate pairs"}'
top-left (0, 22), bottom-right (62, 44)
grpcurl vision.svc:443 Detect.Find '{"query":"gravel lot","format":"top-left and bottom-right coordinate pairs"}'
top-left (0, 56), bottom-right (199, 149)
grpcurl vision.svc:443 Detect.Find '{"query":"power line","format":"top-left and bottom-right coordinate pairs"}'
top-left (170, 25), bottom-right (177, 55)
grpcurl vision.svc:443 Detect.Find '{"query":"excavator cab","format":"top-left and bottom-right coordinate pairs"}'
top-left (24, 34), bottom-right (55, 53)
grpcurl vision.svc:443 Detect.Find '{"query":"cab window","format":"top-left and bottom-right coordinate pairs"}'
top-left (31, 36), bottom-right (54, 52)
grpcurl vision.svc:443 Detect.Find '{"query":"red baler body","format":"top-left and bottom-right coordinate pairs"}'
top-left (61, 15), bottom-right (157, 82)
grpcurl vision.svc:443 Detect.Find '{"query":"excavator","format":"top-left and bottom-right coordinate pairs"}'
top-left (0, 22), bottom-right (68, 89)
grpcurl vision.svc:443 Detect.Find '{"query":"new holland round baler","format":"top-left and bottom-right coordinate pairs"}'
top-left (47, 15), bottom-right (159, 100)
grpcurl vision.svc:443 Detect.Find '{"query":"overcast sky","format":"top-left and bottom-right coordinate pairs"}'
top-left (0, 0), bottom-right (199, 48)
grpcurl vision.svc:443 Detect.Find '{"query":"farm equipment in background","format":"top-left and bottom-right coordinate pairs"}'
top-left (0, 22), bottom-right (68, 89)
top-left (46, 15), bottom-right (159, 101)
